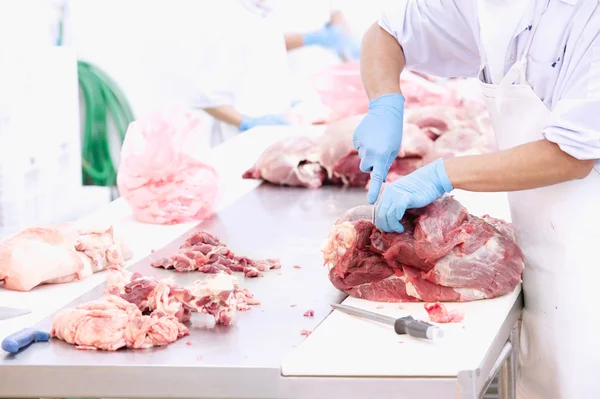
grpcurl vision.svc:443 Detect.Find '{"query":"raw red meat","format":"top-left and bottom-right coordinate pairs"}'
top-left (322, 196), bottom-right (524, 303)
top-left (50, 295), bottom-right (189, 351)
top-left (242, 135), bottom-right (326, 189)
top-left (0, 225), bottom-right (132, 292)
top-left (424, 302), bottom-right (465, 323)
top-left (304, 309), bottom-right (315, 317)
top-left (151, 231), bottom-right (281, 278)
top-left (106, 267), bottom-right (258, 326)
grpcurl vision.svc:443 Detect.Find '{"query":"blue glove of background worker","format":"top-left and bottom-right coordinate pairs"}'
top-left (353, 93), bottom-right (405, 204)
top-left (239, 114), bottom-right (290, 132)
top-left (303, 24), bottom-right (360, 60)
top-left (376, 159), bottom-right (453, 233)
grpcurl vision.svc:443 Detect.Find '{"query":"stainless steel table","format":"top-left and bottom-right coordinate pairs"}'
top-left (0, 185), bottom-right (522, 399)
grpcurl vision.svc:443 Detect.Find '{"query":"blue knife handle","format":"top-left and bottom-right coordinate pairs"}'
top-left (2, 328), bottom-right (50, 353)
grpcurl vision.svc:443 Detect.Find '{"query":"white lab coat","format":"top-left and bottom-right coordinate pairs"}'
top-left (380, 0), bottom-right (600, 398)
top-left (268, 0), bottom-right (344, 102)
top-left (192, 0), bottom-right (293, 145)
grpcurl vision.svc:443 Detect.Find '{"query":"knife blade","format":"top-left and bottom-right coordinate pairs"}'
top-left (0, 306), bottom-right (31, 321)
top-left (335, 205), bottom-right (375, 225)
top-left (331, 303), bottom-right (444, 340)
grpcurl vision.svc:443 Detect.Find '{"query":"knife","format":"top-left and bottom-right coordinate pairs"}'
top-left (2, 328), bottom-right (50, 353)
top-left (0, 306), bottom-right (31, 321)
top-left (331, 303), bottom-right (444, 340)
top-left (335, 205), bottom-right (375, 225)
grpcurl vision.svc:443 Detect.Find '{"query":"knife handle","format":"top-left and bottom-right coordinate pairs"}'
top-left (394, 317), bottom-right (444, 340)
top-left (2, 328), bottom-right (50, 353)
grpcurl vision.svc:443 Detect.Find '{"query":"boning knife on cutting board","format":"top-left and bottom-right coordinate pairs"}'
top-left (332, 303), bottom-right (444, 340)
top-left (0, 306), bottom-right (31, 321)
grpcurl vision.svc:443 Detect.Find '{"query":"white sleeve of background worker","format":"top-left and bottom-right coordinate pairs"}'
top-left (544, 14), bottom-right (600, 163)
top-left (378, 0), bottom-right (481, 78)
top-left (190, 13), bottom-right (247, 109)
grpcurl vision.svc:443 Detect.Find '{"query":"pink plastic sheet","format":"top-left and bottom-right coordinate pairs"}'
top-left (117, 108), bottom-right (219, 225)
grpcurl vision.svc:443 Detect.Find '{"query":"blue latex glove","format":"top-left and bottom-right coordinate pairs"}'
top-left (239, 114), bottom-right (290, 132)
top-left (353, 93), bottom-right (405, 204)
top-left (303, 24), bottom-right (355, 56)
top-left (375, 159), bottom-right (454, 233)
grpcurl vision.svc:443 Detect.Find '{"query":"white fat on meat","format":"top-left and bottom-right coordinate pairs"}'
top-left (321, 222), bottom-right (356, 271)
top-left (188, 273), bottom-right (238, 326)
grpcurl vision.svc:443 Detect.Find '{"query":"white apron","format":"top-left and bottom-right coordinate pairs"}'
top-left (478, 3), bottom-right (600, 398)
top-left (213, 6), bottom-right (293, 146)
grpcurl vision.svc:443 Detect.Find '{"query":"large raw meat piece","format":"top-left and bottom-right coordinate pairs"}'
top-left (0, 225), bottom-right (132, 291)
top-left (106, 267), bottom-right (259, 326)
top-left (151, 231), bottom-right (281, 278)
top-left (242, 135), bottom-right (326, 189)
top-left (50, 295), bottom-right (189, 351)
top-left (322, 196), bottom-right (524, 302)
top-left (316, 116), bottom-right (433, 187)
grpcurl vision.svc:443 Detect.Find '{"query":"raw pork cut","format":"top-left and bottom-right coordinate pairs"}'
top-left (151, 231), bottom-right (281, 278)
top-left (0, 225), bottom-right (132, 291)
top-left (317, 116), bottom-right (432, 186)
top-left (106, 267), bottom-right (259, 326)
top-left (51, 295), bottom-right (189, 351)
top-left (424, 302), bottom-right (465, 323)
top-left (322, 196), bottom-right (524, 303)
top-left (242, 135), bottom-right (326, 189)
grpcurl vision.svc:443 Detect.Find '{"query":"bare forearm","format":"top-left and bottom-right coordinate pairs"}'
top-left (360, 23), bottom-right (405, 99)
top-left (445, 139), bottom-right (596, 192)
top-left (284, 33), bottom-right (304, 51)
top-left (204, 106), bottom-right (243, 127)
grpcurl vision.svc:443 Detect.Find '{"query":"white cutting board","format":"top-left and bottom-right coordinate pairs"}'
top-left (282, 191), bottom-right (519, 377)
top-left (282, 286), bottom-right (521, 377)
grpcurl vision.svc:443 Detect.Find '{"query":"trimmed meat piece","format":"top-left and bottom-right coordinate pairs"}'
top-left (152, 231), bottom-right (280, 278)
top-left (50, 295), bottom-right (189, 351)
top-left (424, 302), bottom-right (465, 323)
top-left (0, 225), bottom-right (132, 292)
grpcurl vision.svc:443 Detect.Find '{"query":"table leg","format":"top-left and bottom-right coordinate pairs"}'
top-left (498, 324), bottom-right (519, 399)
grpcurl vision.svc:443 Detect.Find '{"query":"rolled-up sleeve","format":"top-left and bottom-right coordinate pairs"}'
top-left (544, 36), bottom-right (600, 162)
top-left (379, 0), bottom-right (481, 78)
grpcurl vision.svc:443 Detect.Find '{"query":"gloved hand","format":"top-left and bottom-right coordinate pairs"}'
top-left (303, 24), bottom-right (359, 59)
top-left (375, 158), bottom-right (453, 233)
top-left (353, 93), bottom-right (405, 204)
top-left (239, 114), bottom-right (290, 132)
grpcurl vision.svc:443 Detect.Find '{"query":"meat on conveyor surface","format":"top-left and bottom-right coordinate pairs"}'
top-left (51, 266), bottom-right (260, 351)
top-left (51, 295), bottom-right (189, 351)
top-left (151, 231), bottom-right (281, 278)
top-left (242, 102), bottom-right (497, 190)
top-left (0, 225), bottom-right (132, 291)
top-left (106, 267), bottom-right (259, 325)
top-left (322, 196), bottom-right (524, 303)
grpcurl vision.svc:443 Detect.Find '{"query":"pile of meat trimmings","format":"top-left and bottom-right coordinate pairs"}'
top-left (51, 231), bottom-right (280, 351)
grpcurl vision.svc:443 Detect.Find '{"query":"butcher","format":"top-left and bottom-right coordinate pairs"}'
top-left (353, 1), bottom-right (600, 398)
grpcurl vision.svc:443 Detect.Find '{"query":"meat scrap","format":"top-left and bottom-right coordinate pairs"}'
top-left (424, 302), bottom-right (465, 323)
top-left (300, 329), bottom-right (312, 337)
top-left (106, 267), bottom-right (259, 326)
top-left (303, 309), bottom-right (315, 317)
top-left (322, 196), bottom-right (524, 303)
top-left (51, 295), bottom-right (189, 351)
top-left (0, 224), bottom-right (132, 292)
top-left (151, 231), bottom-right (280, 278)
